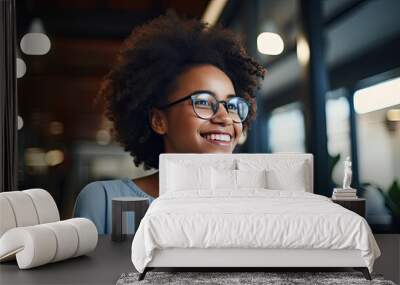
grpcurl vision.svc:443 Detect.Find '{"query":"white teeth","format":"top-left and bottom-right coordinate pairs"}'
top-left (204, 133), bottom-right (231, 142)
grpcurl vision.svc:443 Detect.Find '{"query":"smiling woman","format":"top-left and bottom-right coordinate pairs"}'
top-left (73, 12), bottom-right (265, 234)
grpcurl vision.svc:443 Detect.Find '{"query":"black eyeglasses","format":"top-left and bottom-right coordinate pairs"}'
top-left (158, 91), bottom-right (250, 123)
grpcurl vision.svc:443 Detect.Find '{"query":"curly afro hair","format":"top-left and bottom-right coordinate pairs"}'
top-left (99, 13), bottom-right (266, 170)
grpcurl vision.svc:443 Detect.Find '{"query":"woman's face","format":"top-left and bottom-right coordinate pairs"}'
top-left (157, 64), bottom-right (244, 154)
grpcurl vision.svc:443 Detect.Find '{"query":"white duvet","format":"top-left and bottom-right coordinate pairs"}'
top-left (131, 190), bottom-right (380, 273)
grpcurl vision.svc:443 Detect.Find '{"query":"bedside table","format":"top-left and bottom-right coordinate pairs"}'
top-left (111, 197), bottom-right (149, 242)
top-left (331, 198), bottom-right (366, 217)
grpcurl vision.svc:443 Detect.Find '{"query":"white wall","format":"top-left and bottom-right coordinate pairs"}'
top-left (357, 106), bottom-right (400, 190)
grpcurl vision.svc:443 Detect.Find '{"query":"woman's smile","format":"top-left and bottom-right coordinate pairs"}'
top-left (201, 132), bottom-right (232, 146)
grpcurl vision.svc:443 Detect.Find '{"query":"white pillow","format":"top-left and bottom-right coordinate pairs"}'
top-left (237, 159), bottom-right (308, 191)
top-left (212, 168), bottom-right (237, 191)
top-left (266, 163), bottom-right (307, 191)
top-left (167, 162), bottom-right (212, 191)
top-left (166, 158), bottom-right (236, 171)
top-left (211, 168), bottom-right (268, 191)
top-left (236, 169), bottom-right (267, 189)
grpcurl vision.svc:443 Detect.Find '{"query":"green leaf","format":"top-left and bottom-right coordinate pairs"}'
top-left (328, 153), bottom-right (341, 187)
top-left (361, 180), bottom-right (400, 216)
top-left (387, 180), bottom-right (400, 216)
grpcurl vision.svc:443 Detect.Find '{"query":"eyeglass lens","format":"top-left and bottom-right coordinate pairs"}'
top-left (191, 93), bottom-right (249, 122)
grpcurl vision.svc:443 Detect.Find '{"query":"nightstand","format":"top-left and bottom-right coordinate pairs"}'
top-left (111, 197), bottom-right (149, 242)
top-left (331, 198), bottom-right (366, 217)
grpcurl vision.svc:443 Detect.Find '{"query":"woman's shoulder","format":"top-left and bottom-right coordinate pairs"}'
top-left (79, 178), bottom-right (150, 197)
top-left (74, 178), bottom-right (154, 215)
top-left (82, 179), bottom-right (129, 190)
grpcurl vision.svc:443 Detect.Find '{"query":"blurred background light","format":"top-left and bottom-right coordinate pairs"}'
top-left (296, 36), bottom-right (310, 65)
top-left (25, 148), bottom-right (47, 167)
top-left (28, 18), bottom-right (46, 33)
top-left (96, 129), bottom-right (111, 145)
top-left (16, 58), bottom-right (26, 78)
top-left (20, 33), bottom-right (51, 55)
top-left (17, 116), bottom-right (24, 130)
top-left (201, 0), bottom-right (228, 26)
top-left (49, 121), bottom-right (64, 135)
top-left (45, 150), bottom-right (64, 166)
top-left (21, 19), bottom-right (50, 55)
top-left (354, 77), bottom-right (400, 114)
top-left (387, 109), bottom-right (400, 121)
top-left (257, 32), bottom-right (284, 55)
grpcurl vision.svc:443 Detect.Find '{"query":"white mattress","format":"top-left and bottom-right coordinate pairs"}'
top-left (131, 190), bottom-right (380, 273)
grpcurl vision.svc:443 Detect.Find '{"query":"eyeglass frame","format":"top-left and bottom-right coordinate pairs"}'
top-left (157, 90), bottom-right (251, 123)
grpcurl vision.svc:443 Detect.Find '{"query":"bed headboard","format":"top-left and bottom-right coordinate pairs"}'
top-left (159, 153), bottom-right (314, 195)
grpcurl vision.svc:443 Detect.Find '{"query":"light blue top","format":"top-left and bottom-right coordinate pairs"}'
top-left (73, 178), bottom-right (155, 234)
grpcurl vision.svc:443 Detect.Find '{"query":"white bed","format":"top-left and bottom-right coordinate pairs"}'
top-left (131, 153), bottom-right (380, 280)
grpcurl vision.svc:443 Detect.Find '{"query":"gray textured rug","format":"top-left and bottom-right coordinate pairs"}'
top-left (116, 271), bottom-right (396, 285)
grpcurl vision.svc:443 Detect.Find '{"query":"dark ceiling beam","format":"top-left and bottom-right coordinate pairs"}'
top-left (324, 0), bottom-right (368, 27)
top-left (16, 0), bottom-right (208, 39)
top-left (218, 0), bottom-right (243, 27)
top-left (330, 35), bottom-right (400, 89)
top-left (18, 10), bottom-right (157, 39)
top-left (264, 0), bottom-right (371, 71)
top-left (264, 34), bottom-right (400, 100)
